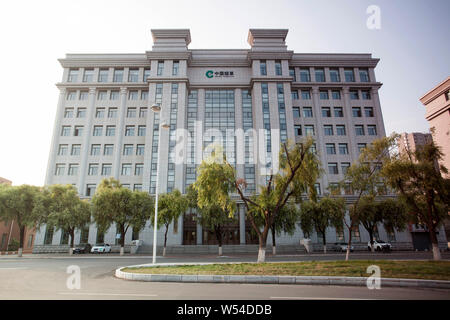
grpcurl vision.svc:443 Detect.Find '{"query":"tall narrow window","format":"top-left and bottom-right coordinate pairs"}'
top-left (157, 61), bottom-right (164, 76)
top-left (300, 68), bottom-right (310, 82)
top-left (172, 61), bottom-right (179, 75)
top-left (128, 69), bottom-right (139, 82)
top-left (98, 69), bottom-right (108, 82)
top-left (83, 69), bottom-right (94, 82)
top-left (315, 68), bottom-right (325, 82)
top-left (275, 61), bottom-right (282, 75)
top-left (113, 69), bottom-right (123, 82)
top-left (344, 68), bottom-right (355, 82)
top-left (359, 68), bottom-right (370, 82)
top-left (68, 69), bottom-right (78, 82)
top-left (260, 60), bottom-right (267, 76)
top-left (329, 68), bottom-right (340, 82)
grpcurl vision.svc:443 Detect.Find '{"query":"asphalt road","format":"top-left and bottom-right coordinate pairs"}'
top-left (0, 251), bottom-right (449, 300)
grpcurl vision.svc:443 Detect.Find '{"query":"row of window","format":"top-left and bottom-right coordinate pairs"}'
top-left (68, 68), bottom-right (150, 83)
top-left (60, 125), bottom-right (146, 137)
top-left (294, 124), bottom-right (377, 137)
top-left (58, 143), bottom-right (146, 157)
top-left (64, 107), bottom-right (148, 119)
top-left (55, 162), bottom-right (145, 176)
top-left (291, 89), bottom-right (371, 100)
top-left (293, 106), bottom-right (374, 118)
top-left (66, 90), bottom-right (148, 101)
top-left (291, 67), bottom-right (370, 83)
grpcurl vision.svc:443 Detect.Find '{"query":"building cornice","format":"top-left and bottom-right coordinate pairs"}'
top-left (145, 51), bottom-right (192, 61)
top-left (247, 51), bottom-right (294, 61)
top-left (291, 53), bottom-right (379, 67)
top-left (420, 77), bottom-right (450, 105)
top-left (291, 82), bottom-right (383, 89)
top-left (59, 54), bottom-right (149, 68)
top-left (56, 82), bottom-right (150, 90)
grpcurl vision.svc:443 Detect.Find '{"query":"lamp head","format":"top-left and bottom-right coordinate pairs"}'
top-left (151, 104), bottom-right (161, 112)
top-left (160, 121), bottom-right (170, 129)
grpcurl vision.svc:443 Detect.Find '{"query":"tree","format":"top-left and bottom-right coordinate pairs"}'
top-left (46, 185), bottom-right (91, 255)
top-left (232, 138), bottom-right (320, 262)
top-left (382, 138), bottom-right (450, 260)
top-left (91, 178), bottom-right (153, 255)
top-left (0, 184), bottom-right (47, 257)
top-left (193, 153), bottom-right (237, 256)
top-left (269, 203), bottom-right (299, 255)
top-left (150, 189), bottom-right (187, 256)
top-left (299, 195), bottom-right (346, 253)
top-left (340, 134), bottom-right (398, 260)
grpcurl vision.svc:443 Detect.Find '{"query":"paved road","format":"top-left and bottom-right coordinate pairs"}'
top-left (0, 251), bottom-right (449, 300)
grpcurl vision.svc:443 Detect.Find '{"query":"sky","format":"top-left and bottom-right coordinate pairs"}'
top-left (0, 0), bottom-right (448, 186)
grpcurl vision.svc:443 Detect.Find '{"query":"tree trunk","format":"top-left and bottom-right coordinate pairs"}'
top-left (215, 225), bottom-right (223, 256)
top-left (120, 231), bottom-right (125, 256)
top-left (429, 226), bottom-right (441, 260)
top-left (271, 227), bottom-right (276, 255)
top-left (345, 226), bottom-right (352, 261)
top-left (69, 229), bottom-right (75, 255)
top-left (322, 232), bottom-right (327, 253)
top-left (369, 230), bottom-right (375, 252)
top-left (18, 225), bottom-right (25, 257)
top-left (257, 228), bottom-right (269, 263)
top-left (163, 225), bottom-right (169, 257)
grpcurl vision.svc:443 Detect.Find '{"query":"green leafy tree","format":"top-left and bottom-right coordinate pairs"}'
top-left (150, 189), bottom-right (187, 256)
top-left (46, 185), bottom-right (91, 254)
top-left (0, 184), bottom-right (48, 257)
top-left (382, 137), bottom-right (450, 260)
top-left (91, 178), bottom-right (154, 255)
top-left (269, 203), bottom-right (299, 255)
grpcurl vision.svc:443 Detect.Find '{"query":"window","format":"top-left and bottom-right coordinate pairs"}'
top-left (157, 61), bottom-right (164, 76)
top-left (355, 125), bottom-right (365, 136)
top-left (350, 90), bottom-right (359, 100)
top-left (93, 126), bottom-right (102, 136)
top-left (127, 108), bottom-right (136, 118)
top-left (294, 125), bottom-right (302, 136)
top-left (68, 164), bottom-right (79, 176)
top-left (141, 91), bottom-right (148, 100)
top-left (98, 69), bottom-right (108, 82)
top-left (314, 183), bottom-right (321, 195)
top-left (101, 164), bottom-right (112, 176)
top-left (113, 69), bottom-right (123, 82)
top-left (91, 144), bottom-right (100, 156)
top-left (136, 144), bottom-right (145, 155)
top-left (303, 107), bottom-right (313, 117)
top-left (344, 68), bottom-right (355, 82)
top-left (143, 68), bottom-right (150, 81)
top-left (352, 107), bottom-right (362, 117)
top-left (289, 68), bottom-right (296, 81)
top-left (76, 108), bottom-right (86, 118)
top-left (336, 125), bottom-right (346, 136)
top-left (309, 143), bottom-right (317, 154)
top-left (275, 61), bottom-right (282, 75)
top-left (134, 184), bottom-right (143, 192)
top-left (108, 108), bottom-right (117, 118)
top-left (359, 68), bottom-right (370, 82)
top-left (139, 107), bottom-right (147, 118)
top-left (319, 90), bottom-right (329, 100)
top-left (95, 108), bottom-right (105, 118)
top-left (328, 162), bottom-right (338, 174)
top-left (135, 163), bottom-right (144, 176)
top-left (64, 108), bottom-right (74, 118)
top-left (322, 107), bottom-right (331, 117)
top-left (58, 144), bottom-right (68, 156)
top-left (83, 69), bottom-right (94, 82)
top-left (98, 91), bottom-right (107, 100)
top-left (128, 69), bottom-right (139, 82)
top-left (79, 91), bottom-right (88, 100)
top-left (67, 91), bottom-right (76, 100)
top-left (103, 144), bottom-right (114, 156)
top-left (300, 68), bottom-right (310, 82)
top-left (330, 68), bottom-right (340, 82)
top-left (55, 164), bottom-right (65, 176)
top-left (105, 126), bottom-right (115, 136)
top-left (74, 126), bottom-right (83, 137)
top-left (260, 60), bottom-right (267, 75)
top-left (301, 90), bottom-right (311, 100)
top-left (324, 125), bottom-right (333, 136)
top-left (125, 126), bottom-right (135, 136)
top-left (61, 126), bottom-right (71, 136)
top-left (138, 125), bottom-right (146, 136)
top-left (338, 143), bottom-right (349, 154)
top-left (364, 107), bottom-right (374, 117)
top-left (123, 144), bottom-right (133, 155)
top-left (121, 163), bottom-right (132, 175)
top-left (341, 163), bottom-right (351, 174)
top-left (88, 164), bottom-right (98, 175)
top-left (128, 91), bottom-right (138, 100)
top-left (315, 68), bottom-right (325, 82)
top-left (291, 91), bottom-right (299, 100)
top-left (334, 107), bottom-right (343, 117)
top-left (44, 226), bottom-right (54, 245)
top-left (86, 184), bottom-right (96, 197)
top-left (367, 125), bottom-right (377, 136)
top-left (362, 90), bottom-right (371, 100)
top-left (172, 61), bottom-right (179, 75)
top-left (110, 90), bottom-right (119, 100)
top-left (332, 90), bottom-right (341, 100)
top-left (357, 143), bottom-right (367, 153)
top-left (304, 125), bottom-right (315, 136)
top-left (68, 69), bottom-right (78, 82)
top-left (293, 107), bottom-right (300, 118)
top-left (326, 143), bottom-right (336, 154)
top-left (71, 144), bottom-right (81, 156)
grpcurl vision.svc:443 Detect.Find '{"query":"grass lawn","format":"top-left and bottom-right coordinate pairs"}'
top-left (122, 260), bottom-right (450, 280)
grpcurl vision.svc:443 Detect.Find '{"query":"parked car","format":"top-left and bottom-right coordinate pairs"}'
top-left (90, 243), bottom-right (111, 254)
top-left (73, 243), bottom-right (92, 254)
top-left (368, 240), bottom-right (392, 252)
top-left (334, 242), bottom-right (354, 252)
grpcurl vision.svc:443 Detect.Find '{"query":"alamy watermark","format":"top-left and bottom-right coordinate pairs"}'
top-left (66, 265), bottom-right (81, 290)
top-left (366, 265), bottom-right (381, 289)
top-left (366, 5), bottom-right (381, 30)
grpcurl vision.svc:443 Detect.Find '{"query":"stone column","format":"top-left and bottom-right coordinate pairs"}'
top-left (113, 87), bottom-right (128, 179)
top-left (234, 88), bottom-right (244, 178)
top-left (239, 204), bottom-right (246, 244)
top-left (312, 87), bottom-right (328, 189)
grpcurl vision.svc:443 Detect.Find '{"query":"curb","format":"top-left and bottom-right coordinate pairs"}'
top-left (114, 263), bottom-right (450, 290)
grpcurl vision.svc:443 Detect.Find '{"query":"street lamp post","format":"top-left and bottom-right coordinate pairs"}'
top-left (151, 103), bottom-right (169, 265)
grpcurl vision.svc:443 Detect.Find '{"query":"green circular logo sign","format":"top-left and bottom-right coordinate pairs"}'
top-left (206, 70), bottom-right (213, 78)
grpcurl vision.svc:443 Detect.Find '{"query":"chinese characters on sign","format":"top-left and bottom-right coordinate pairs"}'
top-left (205, 70), bottom-right (235, 78)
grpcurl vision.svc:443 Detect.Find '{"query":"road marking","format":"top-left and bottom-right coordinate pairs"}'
top-left (270, 296), bottom-right (374, 300)
top-left (58, 292), bottom-right (158, 297)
